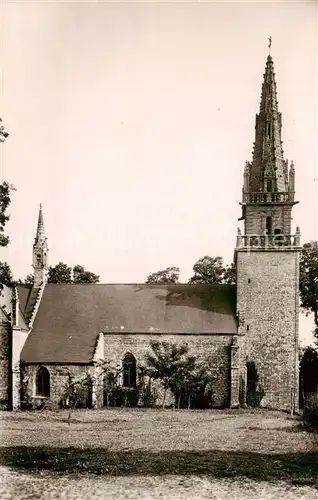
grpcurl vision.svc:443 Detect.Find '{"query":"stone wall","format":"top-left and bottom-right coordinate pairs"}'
top-left (0, 286), bottom-right (12, 405)
top-left (103, 333), bottom-right (233, 408)
top-left (23, 364), bottom-right (96, 409)
top-left (245, 205), bottom-right (292, 235)
top-left (0, 318), bottom-right (10, 403)
top-left (236, 248), bottom-right (299, 410)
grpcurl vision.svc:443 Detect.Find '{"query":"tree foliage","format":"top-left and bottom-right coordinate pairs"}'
top-left (146, 266), bottom-right (180, 284)
top-left (48, 262), bottom-right (72, 284)
top-left (299, 241), bottom-right (318, 339)
top-left (0, 181), bottom-right (14, 248)
top-left (299, 346), bottom-right (318, 406)
top-left (73, 264), bottom-right (99, 284)
top-left (189, 256), bottom-right (236, 285)
top-left (47, 262), bottom-right (99, 284)
top-left (143, 341), bottom-right (213, 408)
top-left (0, 262), bottom-right (14, 287)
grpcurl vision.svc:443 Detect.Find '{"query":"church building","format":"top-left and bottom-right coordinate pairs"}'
top-left (0, 52), bottom-right (301, 411)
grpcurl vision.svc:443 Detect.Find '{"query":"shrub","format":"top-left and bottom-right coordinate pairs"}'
top-left (139, 383), bottom-right (158, 408)
top-left (301, 393), bottom-right (318, 431)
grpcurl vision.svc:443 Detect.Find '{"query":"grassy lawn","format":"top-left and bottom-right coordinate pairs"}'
top-left (0, 408), bottom-right (317, 499)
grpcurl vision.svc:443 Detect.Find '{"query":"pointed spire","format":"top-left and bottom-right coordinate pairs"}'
top-left (247, 49), bottom-right (288, 194)
top-left (35, 204), bottom-right (45, 244)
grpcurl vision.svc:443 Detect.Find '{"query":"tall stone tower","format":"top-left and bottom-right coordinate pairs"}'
top-left (33, 205), bottom-right (49, 287)
top-left (235, 51), bottom-right (301, 411)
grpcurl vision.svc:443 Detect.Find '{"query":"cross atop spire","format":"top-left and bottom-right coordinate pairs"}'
top-left (35, 204), bottom-right (45, 244)
top-left (268, 36), bottom-right (272, 55)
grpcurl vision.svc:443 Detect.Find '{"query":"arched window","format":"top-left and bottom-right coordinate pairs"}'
top-left (267, 122), bottom-right (271, 139)
top-left (122, 353), bottom-right (137, 388)
top-left (35, 367), bottom-right (50, 397)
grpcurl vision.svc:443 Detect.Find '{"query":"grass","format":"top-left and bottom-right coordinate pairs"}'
top-left (0, 408), bottom-right (317, 488)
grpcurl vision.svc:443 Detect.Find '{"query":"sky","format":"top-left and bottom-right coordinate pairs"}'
top-left (0, 0), bottom-right (317, 344)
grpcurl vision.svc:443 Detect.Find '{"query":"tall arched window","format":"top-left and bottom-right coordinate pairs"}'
top-left (35, 367), bottom-right (50, 397)
top-left (122, 353), bottom-right (137, 388)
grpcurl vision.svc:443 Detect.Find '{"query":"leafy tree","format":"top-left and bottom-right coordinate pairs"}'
top-left (48, 262), bottom-right (72, 284)
top-left (48, 262), bottom-right (100, 284)
top-left (94, 360), bottom-right (121, 408)
top-left (146, 266), bottom-right (180, 285)
top-left (0, 118), bottom-right (9, 143)
top-left (61, 373), bottom-right (93, 423)
top-left (0, 262), bottom-right (13, 287)
top-left (299, 242), bottom-right (318, 339)
top-left (299, 346), bottom-right (318, 406)
top-left (143, 341), bottom-right (192, 408)
top-left (73, 264), bottom-right (99, 284)
top-left (0, 181), bottom-right (14, 248)
top-left (189, 256), bottom-right (236, 285)
top-left (24, 274), bottom-right (35, 285)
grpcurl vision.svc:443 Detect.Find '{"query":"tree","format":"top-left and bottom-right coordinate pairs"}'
top-left (73, 265), bottom-right (99, 284)
top-left (48, 262), bottom-right (72, 284)
top-left (0, 262), bottom-right (14, 287)
top-left (189, 256), bottom-right (236, 285)
top-left (299, 241), bottom-right (318, 339)
top-left (146, 266), bottom-right (180, 284)
top-left (94, 360), bottom-right (121, 408)
top-left (61, 373), bottom-right (93, 423)
top-left (299, 346), bottom-right (318, 406)
top-left (47, 262), bottom-right (100, 284)
top-left (0, 181), bottom-right (14, 248)
top-left (24, 274), bottom-right (35, 285)
top-left (143, 341), bottom-right (192, 408)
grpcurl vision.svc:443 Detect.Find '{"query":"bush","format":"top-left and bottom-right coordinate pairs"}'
top-left (301, 393), bottom-right (318, 431)
top-left (139, 384), bottom-right (158, 408)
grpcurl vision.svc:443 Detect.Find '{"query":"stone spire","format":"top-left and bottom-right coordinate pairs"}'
top-left (34, 204), bottom-right (45, 244)
top-left (33, 204), bottom-right (48, 286)
top-left (248, 53), bottom-right (288, 194)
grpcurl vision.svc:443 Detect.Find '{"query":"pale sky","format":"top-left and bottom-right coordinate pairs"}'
top-left (0, 0), bottom-right (317, 344)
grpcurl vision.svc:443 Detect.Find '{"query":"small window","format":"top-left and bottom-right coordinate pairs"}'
top-left (35, 367), bottom-right (50, 397)
top-left (267, 122), bottom-right (271, 139)
top-left (266, 179), bottom-right (272, 192)
top-left (248, 278), bottom-right (251, 284)
top-left (123, 353), bottom-right (137, 388)
top-left (266, 216), bottom-right (272, 235)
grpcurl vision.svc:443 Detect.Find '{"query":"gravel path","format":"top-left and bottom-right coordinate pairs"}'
top-left (0, 467), bottom-right (317, 500)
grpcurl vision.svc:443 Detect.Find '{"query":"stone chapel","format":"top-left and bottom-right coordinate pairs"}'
top-left (0, 52), bottom-right (301, 411)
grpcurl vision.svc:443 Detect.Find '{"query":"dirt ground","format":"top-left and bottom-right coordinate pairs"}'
top-left (0, 408), bottom-right (317, 499)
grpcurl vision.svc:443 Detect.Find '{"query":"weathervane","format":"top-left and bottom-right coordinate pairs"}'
top-left (268, 36), bottom-right (272, 55)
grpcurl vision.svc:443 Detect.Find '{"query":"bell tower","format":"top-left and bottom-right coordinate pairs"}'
top-left (33, 204), bottom-right (48, 287)
top-left (235, 47), bottom-right (301, 411)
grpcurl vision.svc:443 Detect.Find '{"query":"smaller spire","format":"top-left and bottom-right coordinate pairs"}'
top-left (35, 204), bottom-right (45, 244)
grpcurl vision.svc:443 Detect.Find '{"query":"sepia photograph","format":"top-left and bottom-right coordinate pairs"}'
top-left (0, 0), bottom-right (317, 498)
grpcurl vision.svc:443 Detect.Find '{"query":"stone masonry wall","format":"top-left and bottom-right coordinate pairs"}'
top-left (23, 364), bottom-right (95, 409)
top-left (0, 318), bottom-right (10, 403)
top-left (245, 205), bottom-right (292, 236)
top-left (103, 333), bottom-right (233, 408)
top-left (236, 249), bottom-right (299, 410)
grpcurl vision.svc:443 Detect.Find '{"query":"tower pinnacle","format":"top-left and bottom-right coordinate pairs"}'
top-left (35, 204), bottom-right (45, 244)
top-left (246, 52), bottom-right (291, 195)
top-left (33, 204), bottom-right (48, 286)
top-left (238, 49), bottom-right (299, 244)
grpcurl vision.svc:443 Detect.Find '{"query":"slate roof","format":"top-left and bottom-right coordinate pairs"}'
top-left (19, 283), bottom-right (237, 364)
